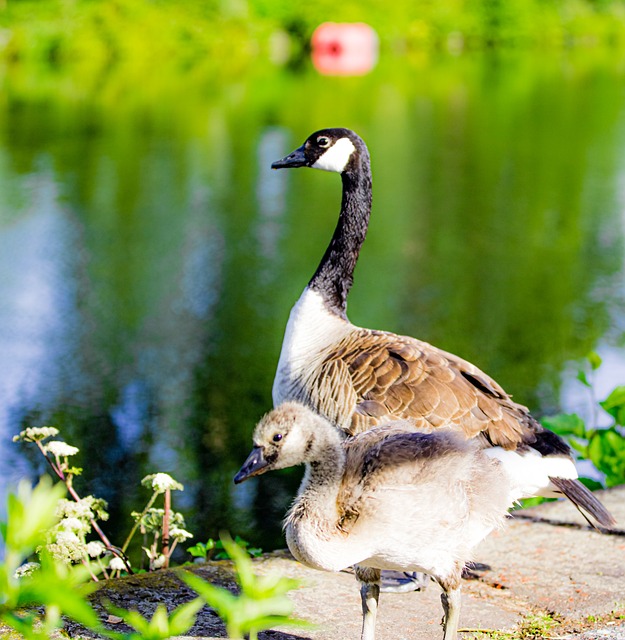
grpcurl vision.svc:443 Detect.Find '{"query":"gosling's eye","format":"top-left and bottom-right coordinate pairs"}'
top-left (317, 136), bottom-right (330, 148)
top-left (273, 433), bottom-right (283, 442)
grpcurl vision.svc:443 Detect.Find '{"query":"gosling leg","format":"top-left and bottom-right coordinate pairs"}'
top-left (360, 581), bottom-right (380, 640)
top-left (440, 584), bottom-right (461, 640)
top-left (355, 566), bottom-right (381, 640)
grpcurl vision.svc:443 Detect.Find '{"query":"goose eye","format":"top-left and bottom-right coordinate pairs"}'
top-left (317, 136), bottom-right (330, 148)
top-left (272, 433), bottom-right (283, 442)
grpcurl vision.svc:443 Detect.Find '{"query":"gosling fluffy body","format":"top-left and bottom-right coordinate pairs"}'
top-left (235, 402), bottom-right (516, 640)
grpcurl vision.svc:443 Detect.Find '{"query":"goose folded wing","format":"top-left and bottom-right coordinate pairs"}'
top-left (334, 329), bottom-right (540, 449)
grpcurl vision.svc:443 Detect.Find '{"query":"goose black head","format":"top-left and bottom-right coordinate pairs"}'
top-left (271, 128), bottom-right (369, 175)
top-left (234, 403), bottom-right (322, 484)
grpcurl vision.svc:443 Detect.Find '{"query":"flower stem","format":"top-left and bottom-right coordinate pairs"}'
top-left (121, 491), bottom-right (159, 554)
top-left (162, 489), bottom-right (171, 568)
top-left (82, 558), bottom-right (99, 582)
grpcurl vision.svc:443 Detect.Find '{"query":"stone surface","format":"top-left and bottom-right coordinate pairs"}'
top-left (21, 487), bottom-right (625, 639)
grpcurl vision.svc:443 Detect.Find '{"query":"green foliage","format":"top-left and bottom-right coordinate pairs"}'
top-left (104, 601), bottom-right (204, 640)
top-left (541, 413), bottom-right (587, 439)
top-left (600, 386), bottom-right (625, 425)
top-left (1, 477), bottom-right (65, 564)
top-left (0, 477), bottom-right (202, 639)
top-left (1, 0), bottom-right (625, 88)
top-left (188, 536), bottom-right (262, 561)
top-left (466, 611), bottom-right (559, 639)
top-left (518, 612), bottom-right (559, 638)
top-left (187, 539), bottom-right (216, 559)
top-left (1, 480), bottom-right (304, 640)
top-left (183, 534), bottom-right (308, 640)
top-left (541, 353), bottom-right (625, 488)
top-left (0, 478), bottom-right (101, 640)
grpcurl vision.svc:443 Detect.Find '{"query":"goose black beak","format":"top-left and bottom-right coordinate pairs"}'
top-left (271, 145), bottom-right (307, 169)
top-left (234, 446), bottom-right (268, 484)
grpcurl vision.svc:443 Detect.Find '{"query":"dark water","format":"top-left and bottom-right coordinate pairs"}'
top-left (1, 51), bottom-right (625, 556)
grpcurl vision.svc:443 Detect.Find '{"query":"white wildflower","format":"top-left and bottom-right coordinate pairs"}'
top-left (56, 498), bottom-right (93, 522)
top-left (45, 530), bottom-right (87, 564)
top-left (142, 473), bottom-right (184, 493)
top-left (86, 541), bottom-right (106, 558)
top-left (83, 495), bottom-right (109, 521)
top-left (55, 529), bottom-right (81, 545)
top-left (170, 527), bottom-right (193, 542)
top-left (109, 557), bottom-right (126, 571)
top-left (58, 517), bottom-right (88, 534)
top-left (44, 441), bottom-right (80, 457)
top-left (152, 554), bottom-right (166, 569)
top-left (14, 562), bottom-right (41, 578)
top-left (13, 426), bottom-right (59, 442)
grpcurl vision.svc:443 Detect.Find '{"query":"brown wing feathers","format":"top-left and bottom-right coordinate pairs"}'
top-left (312, 328), bottom-right (540, 449)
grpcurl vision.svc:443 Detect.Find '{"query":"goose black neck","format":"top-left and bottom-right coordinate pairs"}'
top-left (308, 166), bottom-right (372, 320)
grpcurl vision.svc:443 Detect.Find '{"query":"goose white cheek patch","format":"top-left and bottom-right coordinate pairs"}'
top-left (313, 138), bottom-right (356, 173)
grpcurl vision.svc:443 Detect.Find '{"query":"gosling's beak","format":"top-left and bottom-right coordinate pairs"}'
top-left (271, 145), bottom-right (307, 169)
top-left (234, 446), bottom-right (268, 484)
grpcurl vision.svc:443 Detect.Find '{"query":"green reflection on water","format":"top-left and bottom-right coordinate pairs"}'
top-left (1, 52), bottom-right (624, 553)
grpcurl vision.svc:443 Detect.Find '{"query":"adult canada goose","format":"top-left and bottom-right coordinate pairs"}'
top-left (234, 402), bottom-right (518, 640)
top-left (270, 128), bottom-right (615, 530)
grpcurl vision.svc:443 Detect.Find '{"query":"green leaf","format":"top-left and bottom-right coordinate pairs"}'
top-left (568, 438), bottom-right (588, 456)
top-left (220, 534), bottom-right (255, 591)
top-left (600, 386), bottom-right (625, 425)
top-left (246, 613), bottom-right (311, 629)
top-left (4, 478), bottom-right (67, 558)
top-left (17, 556), bottom-right (100, 628)
top-left (518, 497), bottom-right (553, 509)
top-left (587, 351), bottom-right (602, 371)
top-left (541, 413), bottom-right (586, 438)
top-left (578, 477), bottom-right (604, 491)
top-left (587, 431), bottom-right (607, 468)
top-left (183, 534), bottom-right (309, 638)
top-left (577, 370), bottom-right (591, 387)
top-left (605, 429), bottom-right (624, 448)
top-left (586, 428), bottom-right (625, 487)
top-left (187, 539), bottom-right (215, 558)
top-left (151, 605), bottom-right (170, 636)
top-left (104, 600), bottom-right (201, 640)
top-left (167, 598), bottom-right (204, 635)
top-left (183, 571), bottom-right (239, 616)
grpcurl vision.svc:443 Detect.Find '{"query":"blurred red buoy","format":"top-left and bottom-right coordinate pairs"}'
top-left (311, 22), bottom-right (379, 76)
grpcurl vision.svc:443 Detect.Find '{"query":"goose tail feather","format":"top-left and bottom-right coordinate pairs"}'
top-left (549, 476), bottom-right (616, 529)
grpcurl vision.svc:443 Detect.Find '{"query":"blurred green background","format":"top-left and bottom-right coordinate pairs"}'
top-left (1, 0), bottom-right (625, 557)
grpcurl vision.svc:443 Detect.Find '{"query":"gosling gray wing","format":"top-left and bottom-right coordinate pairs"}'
top-left (313, 328), bottom-right (539, 448)
top-left (336, 427), bottom-right (509, 534)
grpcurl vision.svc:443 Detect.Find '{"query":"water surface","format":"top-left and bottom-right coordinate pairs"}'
top-left (1, 51), bottom-right (624, 554)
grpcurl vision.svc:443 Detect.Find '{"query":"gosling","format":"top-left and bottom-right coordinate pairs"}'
top-left (234, 402), bottom-right (518, 640)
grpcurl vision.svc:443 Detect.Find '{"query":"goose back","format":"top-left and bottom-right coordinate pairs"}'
top-left (286, 322), bottom-right (538, 447)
